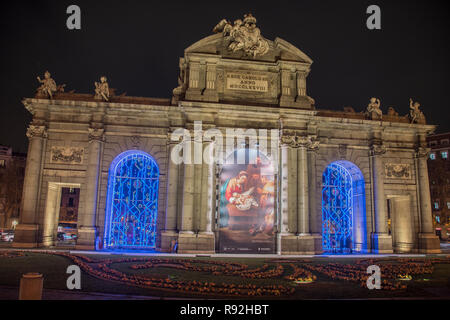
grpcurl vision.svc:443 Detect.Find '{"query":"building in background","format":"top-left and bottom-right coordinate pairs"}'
top-left (0, 145), bottom-right (26, 230)
top-left (427, 132), bottom-right (450, 240)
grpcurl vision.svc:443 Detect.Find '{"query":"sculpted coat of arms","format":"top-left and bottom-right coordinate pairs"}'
top-left (213, 13), bottom-right (270, 58)
top-left (385, 163), bottom-right (411, 179)
top-left (51, 147), bottom-right (84, 164)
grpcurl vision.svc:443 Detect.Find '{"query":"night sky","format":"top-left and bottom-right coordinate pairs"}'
top-left (1, 0), bottom-right (449, 153)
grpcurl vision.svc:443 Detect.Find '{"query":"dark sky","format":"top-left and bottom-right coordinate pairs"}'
top-left (1, 0), bottom-right (449, 153)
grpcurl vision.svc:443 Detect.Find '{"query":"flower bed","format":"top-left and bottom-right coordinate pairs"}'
top-left (52, 253), bottom-right (294, 297)
top-left (2, 251), bottom-right (449, 296)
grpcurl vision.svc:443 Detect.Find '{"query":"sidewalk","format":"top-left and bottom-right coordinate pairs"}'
top-left (2, 242), bottom-right (449, 258)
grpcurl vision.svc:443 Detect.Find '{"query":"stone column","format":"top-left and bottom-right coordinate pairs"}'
top-left (13, 125), bottom-right (47, 248)
top-left (279, 144), bottom-right (291, 235)
top-left (76, 128), bottom-right (103, 250)
top-left (280, 69), bottom-right (294, 106)
top-left (203, 63), bottom-right (219, 102)
top-left (297, 141), bottom-right (309, 235)
top-left (199, 139), bottom-right (213, 233)
top-left (307, 137), bottom-right (322, 253)
top-left (296, 72), bottom-right (307, 97)
top-left (180, 138), bottom-right (195, 233)
top-left (161, 139), bottom-right (180, 252)
top-left (277, 142), bottom-right (297, 254)
top-left (178, 138), bottom-right (197, 253)
top-left (288, 145), bottom-right (298, 234)
top-left (197, 139), bottom-right (215, 253)
top-left (370, 144), bottom-right (393, 253)
top-left (296, 135), bottom-right (317, 254)
top-left (42, 183), bottom-right (59, 247)
top-left (416, 146), bottom-right (441, 253)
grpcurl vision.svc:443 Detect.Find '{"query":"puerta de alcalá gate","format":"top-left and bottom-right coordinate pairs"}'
top-left (13, 14), bottom-right (441, 254)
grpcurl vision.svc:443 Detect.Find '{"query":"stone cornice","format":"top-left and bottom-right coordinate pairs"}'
top-left (22, 97), bottom-right (172, 113)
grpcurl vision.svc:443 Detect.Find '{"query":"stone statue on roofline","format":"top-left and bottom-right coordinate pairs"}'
top-left (94, 76), bottom-right (110, 101)
top-left (409, 98), bottom-right (425, 124)
top-left (365, 97), bottom-right (382, 120)
top-left (36, 71), bottom-right (62, 99)
top-left (213, 13), bottom-right (269, 58)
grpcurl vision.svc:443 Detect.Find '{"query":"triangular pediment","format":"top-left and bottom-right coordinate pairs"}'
top-left (173, 14), bottom-right (315, 109)
top-left (185, 34), bottom-right (312, 65)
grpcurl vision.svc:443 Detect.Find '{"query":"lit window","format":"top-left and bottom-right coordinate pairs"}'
top-left (0, 159), bottom-right (5, 167)
top-left (441, 151), bottom-right (448, 159)
top-left (446, 202), bottom-right (450, 209)
top-left (434, 202), bottom-right (439, 209)
top-left (429, 153), bottom-right (436, 160)
top-left (435, 216), bottom-right (440, 223)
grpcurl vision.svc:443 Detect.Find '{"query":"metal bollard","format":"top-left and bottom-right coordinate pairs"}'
top-left (19, 273), bottom-right (43, 300)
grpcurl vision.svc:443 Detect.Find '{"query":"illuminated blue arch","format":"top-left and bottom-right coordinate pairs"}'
top-left (104, 150), bottom-right (159, 250)
top-left (322, 161), bottom-right (367, 253)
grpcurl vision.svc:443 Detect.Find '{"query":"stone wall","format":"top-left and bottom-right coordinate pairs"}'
top-left (13, 94), bottom-right (440, 254)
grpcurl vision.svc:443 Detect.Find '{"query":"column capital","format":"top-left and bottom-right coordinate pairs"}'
top-left (88, 128), bottom-right (105, 143)
top-left (26, 125), bottom-right (47, 139)
top-left (281, 133), bottom-right (318, 149)
top-left (370, 144), bottom-right (386, 156)
top-left (415, 146), bottom-right (430, 159)
top-left (306, 135), bottom-right (320, 152)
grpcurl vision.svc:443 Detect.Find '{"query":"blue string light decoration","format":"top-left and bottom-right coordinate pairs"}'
top-left (104, 151), bottom-right (159, 250)
top-left (322, 162), bottom-right (353, 253)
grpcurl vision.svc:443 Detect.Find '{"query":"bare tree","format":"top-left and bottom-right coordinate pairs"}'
top-left (0, 160), bottom-right (24, 228)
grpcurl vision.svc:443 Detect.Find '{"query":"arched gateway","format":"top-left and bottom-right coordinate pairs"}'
top-left (104, 151), bottom-right (159, 250)
top-left (322, 161), bottom-right (367, 253)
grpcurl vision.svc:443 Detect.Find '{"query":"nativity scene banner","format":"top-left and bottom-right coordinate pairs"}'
top-left (218, 149), bottom-right (276, 254)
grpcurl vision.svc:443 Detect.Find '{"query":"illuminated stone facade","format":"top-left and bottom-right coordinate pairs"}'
top-left (13, 16), bottom-right (440, 254)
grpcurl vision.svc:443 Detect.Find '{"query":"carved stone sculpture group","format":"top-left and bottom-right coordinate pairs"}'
top-left (36, 71), bottom-right (111, 102)
top-left (213, 13), bottom-right (269, 58)
top-left (363, 97), bottom-right (425, 124)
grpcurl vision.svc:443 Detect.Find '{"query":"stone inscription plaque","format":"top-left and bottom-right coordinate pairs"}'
top-left (226, 72), bottom-right (268, 93)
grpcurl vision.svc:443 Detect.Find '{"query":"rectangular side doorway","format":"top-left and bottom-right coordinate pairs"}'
top-left (42, 183), bottom-right (80, 247)
top-left (57, 187), bottom-right (80, 246)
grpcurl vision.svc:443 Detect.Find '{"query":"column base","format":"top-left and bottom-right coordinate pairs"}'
top-left (296, 234), bottom-right (322, 255)
top-left (12, 224), bottom-right (39, 248)
top-left (278, 233), bottom-right (297, 254)
top-left (418, 233), bottom-right (441, 254)
top-left (75, 227), bottom-right (97, 251)
top-left (161, 230), bottom-right (179, 253)
top-left (177, 232), bottom-right (215, 254)
top-left (371, 233), bottom-right (393, 253)
top-left (278, 233), bottom-right (323, 255)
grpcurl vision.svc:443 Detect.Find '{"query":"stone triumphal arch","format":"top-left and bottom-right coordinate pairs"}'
top-left (13, 14), bottom-right (440, 254)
